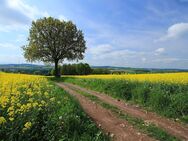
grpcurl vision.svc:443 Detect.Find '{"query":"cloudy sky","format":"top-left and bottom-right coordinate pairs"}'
top-left (0, 0), bottom-right (188, 69)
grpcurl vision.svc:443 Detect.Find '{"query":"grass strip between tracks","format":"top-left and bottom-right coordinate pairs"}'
top-left (71, 87), bottom-right (180, 141)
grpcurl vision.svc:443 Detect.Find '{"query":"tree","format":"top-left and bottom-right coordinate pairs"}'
top-left (22, 17), bottom-right (86, 77)
top-left (84, 63), bottom-right (92, 74)
top-left (61, 63), bottom-right (92, 75)
top-left (92, 68), bottom-right (111, 74)
top-left (76, 63), bottom-right (92, 75)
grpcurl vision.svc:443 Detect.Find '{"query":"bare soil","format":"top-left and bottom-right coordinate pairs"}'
top-left (56, 83), bottom-right (155, 141)
top-left (63, 82), bottom-right (188, 141)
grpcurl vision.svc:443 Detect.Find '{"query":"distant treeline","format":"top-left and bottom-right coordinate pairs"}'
top-left (0, 63), bottom-right (112, 76)
top-left (1, 64), bottom-right (187, 76)
top-left (51, 63), bottom-right (111, 75)
top-left (61, 63), bottom-right (92, 75)
top-left (0, 68), bottom-right (51, 75)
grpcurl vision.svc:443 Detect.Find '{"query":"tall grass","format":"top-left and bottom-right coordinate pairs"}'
top-left (62, 77), bottom-right (188, 123)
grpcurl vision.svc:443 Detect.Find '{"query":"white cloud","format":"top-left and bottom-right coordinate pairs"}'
top-left (58, 15), bottom-right (68, 21)
top-left (0, 43), bottom-right (16, 49)
top-left (158, 23), bottom-right (188, 41)
top-left (0, 25), bottom-right (28, 32)
top-left (85, 41), bottom-right (188, 68)
top-left (86, 44), bottom-right (147, 67)
top-left (0, 43), bottom-right (22, 55)
top-left (147, 2), bottom-right (178, 19)
top-left (142, 57), bottom-right (146, 62)
top-left (87, 44), bottom-right (113, 56)
top-left (15, 34), bottom-right (26, 43)
top-left (7, 0), bottom-right (48, 19)
top-left (101, 49), bottom-right (140, 59)
top-left (154, 48), bottom-right (165, 55)
top-left (0, 55), bottom-right (26, 64)
top-left (0, 0), bottom-right (49, 32)
top-left (151, 57), bottom-right (186, 63)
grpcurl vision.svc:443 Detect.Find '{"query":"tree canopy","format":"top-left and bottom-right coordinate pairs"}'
top-left (61, 63), bottom-right (92, 75)
top-left (23, 17), bottom-right (86, 77)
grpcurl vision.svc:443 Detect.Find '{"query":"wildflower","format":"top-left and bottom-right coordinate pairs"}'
top-left (71, 73), bottom-right (188, 84)
top-left (0, 117), bottom-right (6, 124)
top-left (22, 122), bottom-right (32, 132)
top-left (17, 103), bottom-right (21, 107)
top-left (7, 106), bottom-right (14, 112)
top-left (9, 117), bottom-right (14, 121)
top-left (32, 102), bottom-right (39, 107)
top-left (8, 111), bottom-right (14, 117)
top-left (44, 92), bottom-right (49, 97)
top-left (41, 100), bottom-right (46, 105)
top-left (50, 97), bottom-right (55, 102)
top-left (24, 122), bottom-right (32, 129)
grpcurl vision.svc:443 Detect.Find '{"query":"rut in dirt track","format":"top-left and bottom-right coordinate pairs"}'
top-left (63, 82), bottom-right (188, 141)
top-left (56, 83), bottom-right (155, 141)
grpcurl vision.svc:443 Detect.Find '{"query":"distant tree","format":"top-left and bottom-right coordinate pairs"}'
top-left (76, 63), bottom-right (85, 75)
top-left (22, 17), bottom-right (86, 77)
top-left (75, 63), bottom-right (91, 75)
top-left (92, 68), bottom-right (111, 74)
top-left (61, 63), bottom-right (92, 75)
top-left (83, 63), bottom-right (92, 74)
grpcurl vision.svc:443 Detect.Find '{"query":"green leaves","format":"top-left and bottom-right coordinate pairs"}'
top-left (23, 17), bottom-right (86, 77)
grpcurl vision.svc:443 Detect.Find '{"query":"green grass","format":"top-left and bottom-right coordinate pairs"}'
top-left (73, 88), bottom-right (180, 141)
top-left (60, 77), bottom-right (188, 124)
top-left (48, 83), bottom-right (110, 141)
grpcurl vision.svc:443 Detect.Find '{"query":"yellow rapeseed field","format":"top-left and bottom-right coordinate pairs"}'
top-left (69, 73), bottom-right (188, 84)
top-left (0, 72), bottom-right (55, 132)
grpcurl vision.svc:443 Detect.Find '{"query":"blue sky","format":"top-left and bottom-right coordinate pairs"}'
top-left (0, 0), bottom-right (188, 69)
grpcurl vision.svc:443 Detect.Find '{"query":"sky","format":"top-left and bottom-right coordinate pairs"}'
top-left (0, 0), bottom-right (188, 69)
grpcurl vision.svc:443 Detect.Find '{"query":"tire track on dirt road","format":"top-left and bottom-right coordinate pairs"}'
top-left (63, 82), bottom-right (188, 141)
top-left (56, 83), bottom-right (155, 141)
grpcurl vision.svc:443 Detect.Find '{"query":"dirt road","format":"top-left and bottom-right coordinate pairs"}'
top-left (62, 82), bottom-right (188, 141)
top-left (57, 83), bottom-right (155, 141)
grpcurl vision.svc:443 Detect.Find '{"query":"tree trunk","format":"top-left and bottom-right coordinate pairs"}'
top-left (54, 60), bottom-right (60, 78)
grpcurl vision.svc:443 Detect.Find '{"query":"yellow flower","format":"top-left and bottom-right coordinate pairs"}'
top-left (44, 92), bottom-right (49, 97)
top-left (50, 97), bottom-right (55, 102)
top-left (17, 103), bottom-right (21, 107)
top-left (0, 73), bottom-right (58, 132)
top-left (28, 98), bottom-right (34, 103)
top-left (41, 100), bottom-right (46, 106)
top-left (69, 73), bottom-right (188, 84)
top-left (32, 102), bottom-right (39, 107)
top-left (26, 103), bottom-right (32, 110)
top-left (22, 122), bottom-right (32, 132)
top-left (22, 121), bottom-right (32, 132)
top-left (9, 117), bottom-right (14, 121)
top-left (7, 106), bottom-right (14, 112)
top-left (8, 111), bottom-right (14, 117)
top-left (0, 116), bottom-right (6, 124)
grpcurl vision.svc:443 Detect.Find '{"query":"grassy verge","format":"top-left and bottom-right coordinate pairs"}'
top-left (72, 88), bottom-right (180, 141)
top-left (60, 77), bottom-right (188, 124)
top-left (45, 83), bottom-right (110, 141)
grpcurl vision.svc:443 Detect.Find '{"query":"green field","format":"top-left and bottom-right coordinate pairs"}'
top-left (61, 76), bottom-right (188, 123)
